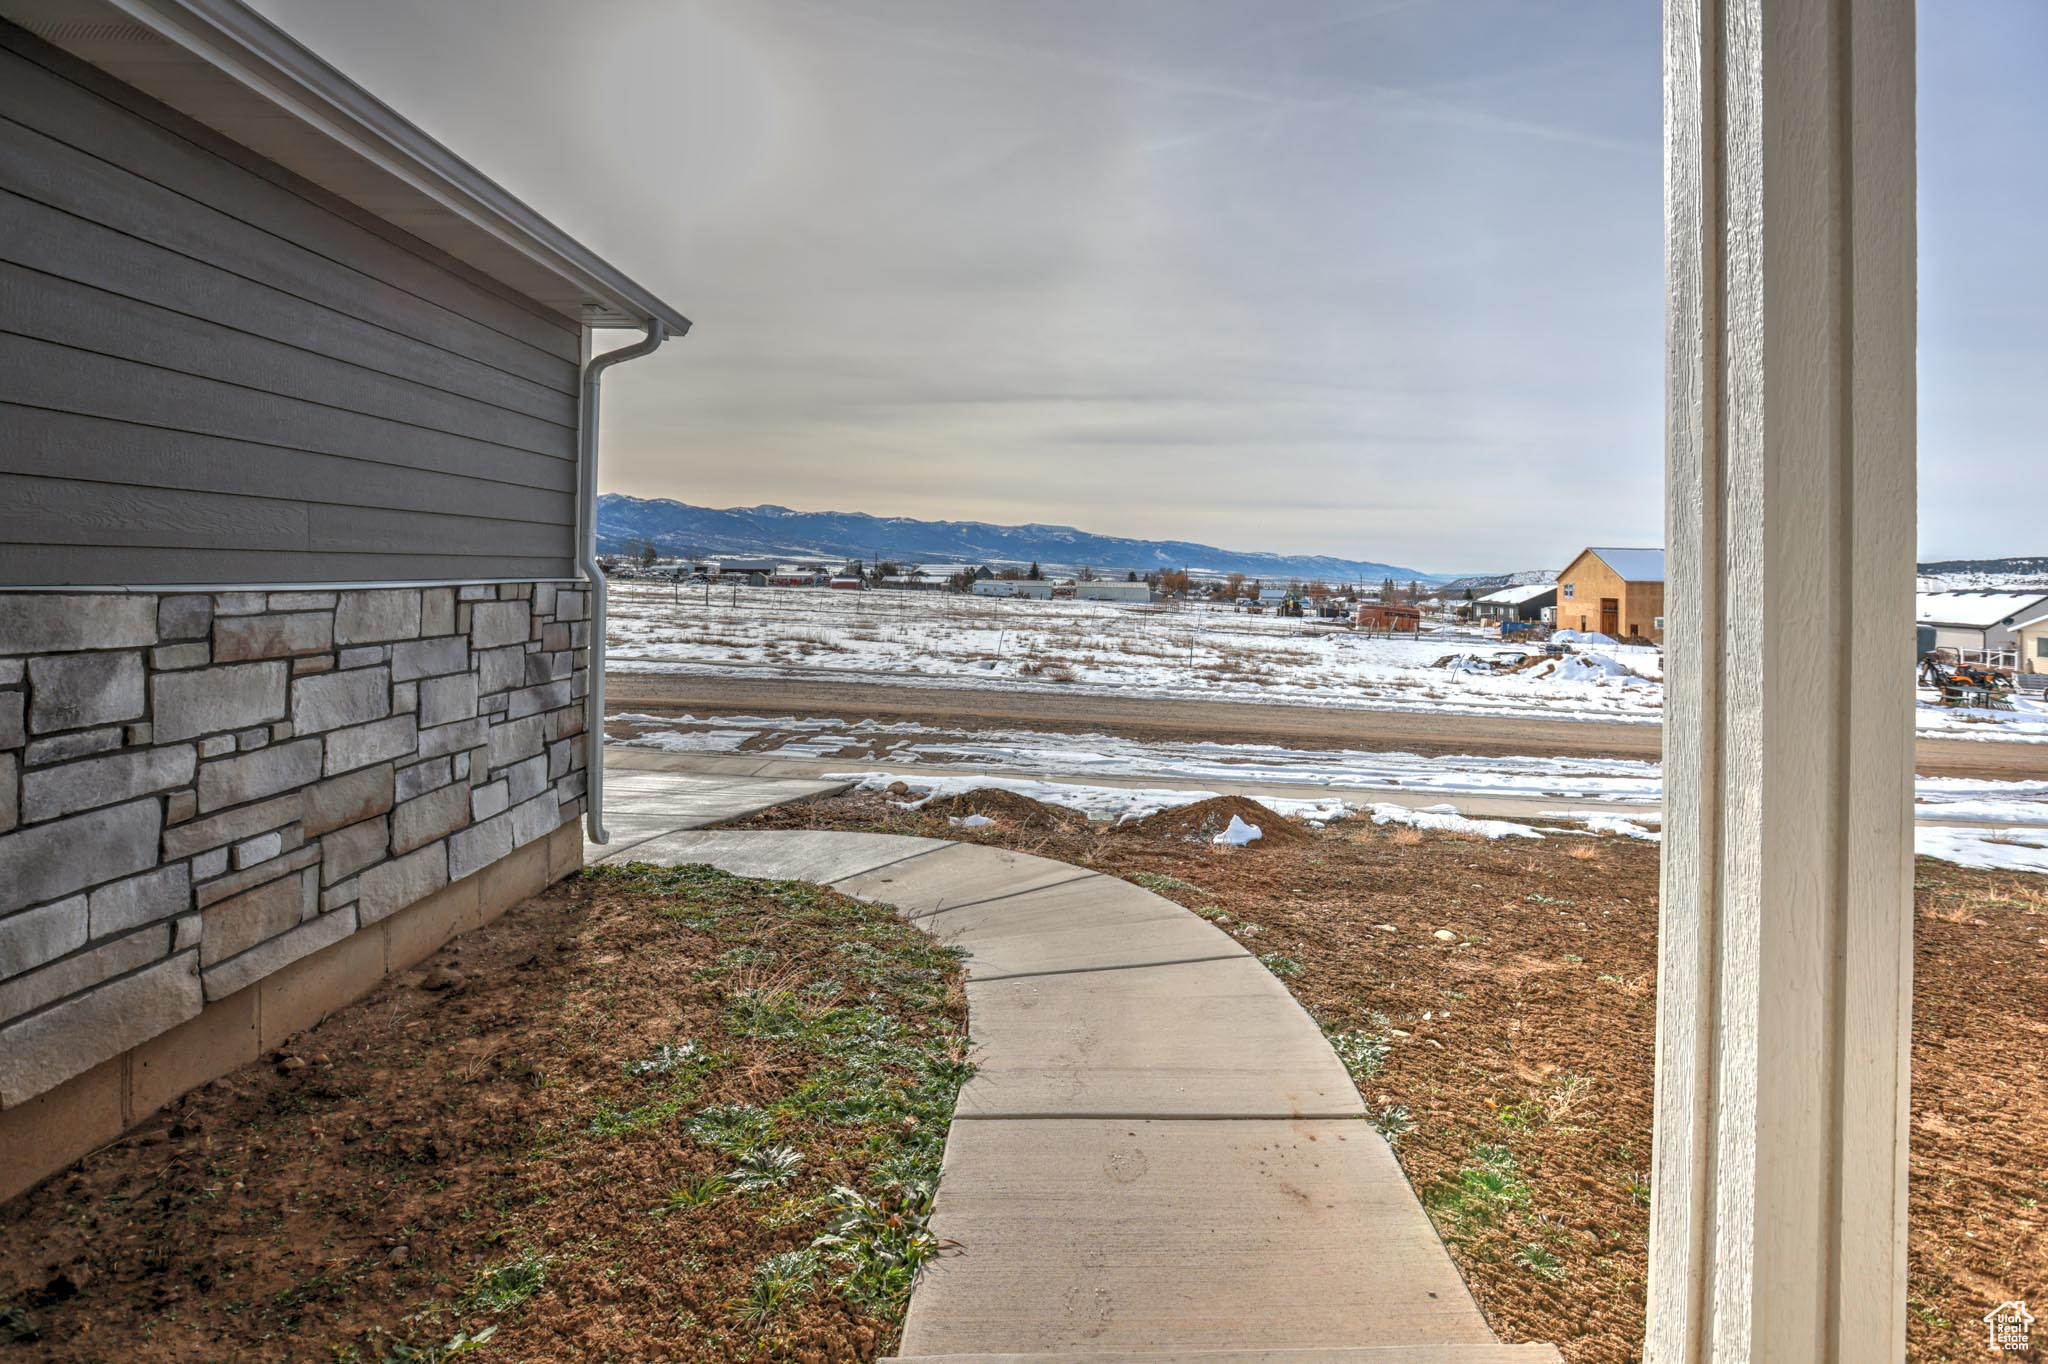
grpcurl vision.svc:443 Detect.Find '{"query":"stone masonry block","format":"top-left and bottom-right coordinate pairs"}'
top-left (457, 584), bottom-right (495, 602)
top-left (235, 727), bottom-right (269, 752)
top-left (160, 790), bottom-right (300, 861)
top-left (213, 592), bottom-right (267, 616)
top-left (0, 754), bottom-right (15, 834)
top-left (533, 582), bottom-right (558, 616)
top-left (0, 691), bottom-right (22, 750)
top-left (158, 594), bottom-right (213, 640)
top-left (391, 781), bottom-right (470, 856)
top-left (234, 831), bottom-right (284, 870)
top-left (469, 601), bottom-right (531, 650)
top-left (503, 754), bottom-right (547, 804)
top-left (394, 757), bottom-right (451, 802)
top-left (203, 904), bottom-right (358, 1003)
top-left (266, 592), bottom-right (336, 611)
top-left (475, 645), bottom-right (527, 694)
top-left (447, 810), bottom-right (514, 882)
top-left (0, 595), bottom-right (156, 656)
top-left (27, 652), bottom-right (145, 733)
top-left (338, 645), bottom-right (387, 670)
top-left (421, 588), bottom-right (455, 636)
top-left (292, 667), bottom-right (390, 734)
top-left (88, 864), bottom-right (192, 938)
top-left (418, 672), bottom-right (478, 728)
top-left (195, 737), bottom-right (321, 813)
top-left (0, 923), bottom-right (166, 1024)
top-left (390, 635), bottom-right (468, 682)
top-left (0, 799), bottom-right (161, 915)
top-left (20, 745), bottom-right (196, 823)
top-left (303, 763), bottom-right (395, 836)
top-left (321, 816), bottom-right (389, 886)
top-left (193, 844), bottom-right (318, 910)
top-left (201, 867), bottom-right (314, 967)
top-left (486, 716), bottom-right (545, 771)
top-left (212, 612), bottom-right (333, 662)
top-left (0, 894), bottom-right (86, 979)
top-left (417, 717), bottom-right (487, 760)
top-left (25, 726), bottom-right (124, 767)
top-left (323, 715), bottom-right (417, 776)
top-left (0, 950), bottom-right (201, 1106)
top-left (334, 589), bottom-right (422, 645)
top-left (470, 780), bottom-right (509, 822)
top-left (506, 679), bottom-right (571, 721)
top-left (152, 662), bottom-right (287, 743)
top-left (150, 642), bottom-right (211, 671)
top-left (509, 791), bottom-right (561, 849)
top-left (358, 842), bottom-right (449, 925)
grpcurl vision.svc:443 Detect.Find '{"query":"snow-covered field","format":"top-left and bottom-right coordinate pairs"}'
top-left (606, 582), bottom-right (1668, 722)
top-left (605, 582), bottom-right (2048, 741)
top-left (608, 711), bottom-right (2048, 872)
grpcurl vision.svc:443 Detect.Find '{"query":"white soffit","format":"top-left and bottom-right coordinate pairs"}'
top-left (0, 0), bottom-right (690, 335)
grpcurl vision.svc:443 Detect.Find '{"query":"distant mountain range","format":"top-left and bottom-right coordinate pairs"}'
top-left (1437, 568), bottom-right (1560, 596)
top-left (1916, 555), bottom-right (2048, 589)
top-left (596, 495), bottom-right (1446, 583)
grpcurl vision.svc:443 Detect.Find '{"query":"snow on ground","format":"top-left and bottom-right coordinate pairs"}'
top-left (612, 710), bottom-right (2048, 874)
top-left (605, 583), bottom-right (1668, 723)
top-left (606, 582), bottom-right (2048, 741)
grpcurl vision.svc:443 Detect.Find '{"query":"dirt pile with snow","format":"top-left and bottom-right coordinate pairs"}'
top-left (1119, 795), bottom-right (1309, 845)
top-left (916, 787), bottom-right (1088, 831)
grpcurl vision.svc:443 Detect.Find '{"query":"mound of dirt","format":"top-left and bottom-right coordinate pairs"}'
top-left (917, 788), bottom-right (1088, 831)
top-left (1118, 795), bottom-right (1310, 845)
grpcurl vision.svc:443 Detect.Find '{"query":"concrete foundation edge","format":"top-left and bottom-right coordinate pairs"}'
top-left (0, 819), bottom-right (583, 1203)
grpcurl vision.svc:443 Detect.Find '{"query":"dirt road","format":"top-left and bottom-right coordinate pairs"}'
top-left (605, 673), bottom-right (2045, 780)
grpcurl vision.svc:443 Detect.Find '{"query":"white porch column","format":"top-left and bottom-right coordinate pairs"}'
top-left (1650, 2), bottom-right (1916, 1362)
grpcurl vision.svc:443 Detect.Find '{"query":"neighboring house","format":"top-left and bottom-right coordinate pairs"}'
top-left (1473, 582), bottom-right (1557, 625)
top-left (2017, 613), bottom-right (2048, 678)
top-left (1915, 591), bottom-right (2048, 655)
top-left (1558, 548), bottom-right (1667, 642)
top-left (0, 1), bottom-right (686, 1200)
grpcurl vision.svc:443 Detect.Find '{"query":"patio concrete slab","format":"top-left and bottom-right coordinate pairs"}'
top-left (832, 842), bottom-right (1106, 918)
top-left (897, 1118), bottom-right (1501, 1358)
top-left (595, 828), bottom-right (948, 884)
top-left (585, 773), bottom-right (853, 863)
top-left (957, 955), bottom-right (1362, 1119)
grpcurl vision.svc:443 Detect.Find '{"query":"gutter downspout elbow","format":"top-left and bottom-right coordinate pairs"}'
top-left (576, 320), bottom-right (670, 844)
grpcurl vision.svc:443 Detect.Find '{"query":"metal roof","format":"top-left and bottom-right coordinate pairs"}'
top-left (1915, 591), bottom-right (2048, 629)
top-left (1580, 547), bottom-right (1667, 583)
top-left (0, 0), bottom-right (690, 334)
top-left (1478, 582), bottom-right (1556, 605)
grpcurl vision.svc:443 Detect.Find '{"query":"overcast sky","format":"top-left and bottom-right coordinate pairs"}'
top-left (249, 0), bottom-right (2043, 574)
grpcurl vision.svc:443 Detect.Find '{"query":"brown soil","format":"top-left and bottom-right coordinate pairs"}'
top-left (1117, 794), bottom-right (1311, 845)
top-left (915, 787), bottom-right (1089, 833)
top-left (732, 791), bottom-right (2048, 1364)
top-left (0, 864), bottom-right (967, 1362)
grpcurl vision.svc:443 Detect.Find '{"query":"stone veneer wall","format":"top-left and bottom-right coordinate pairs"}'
top-left (0, 582), bottom-right (589, 1115)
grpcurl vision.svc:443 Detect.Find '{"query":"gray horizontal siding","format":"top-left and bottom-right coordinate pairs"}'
top-left (0, 22), bottom-right (587, 588)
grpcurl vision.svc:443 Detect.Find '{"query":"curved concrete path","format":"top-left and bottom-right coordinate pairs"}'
top-left (593, 821), bottom-right (1559, 1363)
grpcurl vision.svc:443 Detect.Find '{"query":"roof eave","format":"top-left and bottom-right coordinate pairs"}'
top-left (3, 0), bottom-right (689, 335)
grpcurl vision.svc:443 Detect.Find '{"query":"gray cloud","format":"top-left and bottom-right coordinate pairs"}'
top-left (251, 0), bottom-right (2043, 571)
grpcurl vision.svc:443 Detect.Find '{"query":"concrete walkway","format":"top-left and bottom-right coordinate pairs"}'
top-left (587, 772), bottom-right (1559, 1363)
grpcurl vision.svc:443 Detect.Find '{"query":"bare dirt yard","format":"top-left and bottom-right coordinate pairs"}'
top-left (731, 788), bottom-right (2048, 1364)
top-left (1, 865), bottom-right (969, 1362)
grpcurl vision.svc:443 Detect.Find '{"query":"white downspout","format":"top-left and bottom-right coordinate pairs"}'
top-left (576, 319), bottom-right (669, 843)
